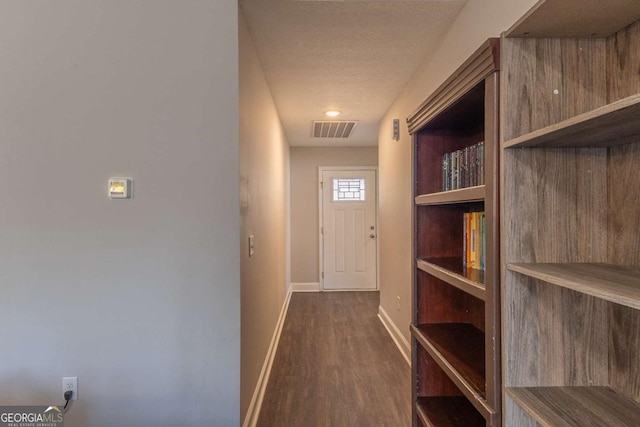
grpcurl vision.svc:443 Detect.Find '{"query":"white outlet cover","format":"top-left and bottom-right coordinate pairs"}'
top-left (62, 376), bottom-right (78, 401)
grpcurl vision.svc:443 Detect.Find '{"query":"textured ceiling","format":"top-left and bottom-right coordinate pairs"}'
top-left (240, 0), bottom-right (467, 146)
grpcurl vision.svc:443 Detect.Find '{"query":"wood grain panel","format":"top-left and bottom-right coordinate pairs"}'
top-left (504, 273), bottom-right (609, 388)
top-left (506, 386), bottom-right (640, 427)
top-left (503, 273), bottom-right (543, 387)
top-left (548, 285), bottom-right (608, 387)
top-left (502, 148), bottom-right (607, 264)
top-left (505, 394), bottom-right (539, 427)
top-left (559, 38), bottom-right (609, 120)
top-left (534, 277), bottom-right (566, 386)
top-left (607, 19), bottom-right (640, 102)
top-left (416, 343), bottom-right (462, 398)
top-left (416, 269), bottom-right (485, 331)
top-left (608, 142), bottom-right (640, 268)
top-left (501, 37), bottom-right (607, 142)
top-left (560, 287), bottom-right (609, 386)
top-left (501, 37), bottom-right (536, 141)
top-left (609, 304), bottom-right (640, 403)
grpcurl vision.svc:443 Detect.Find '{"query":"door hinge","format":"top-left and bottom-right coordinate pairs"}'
top-left (322, 272), bottom-right (324, 279)
top-left (320, 181), bottom-right (323, 189)
top-left (321, 226), bottom-right (323, 235)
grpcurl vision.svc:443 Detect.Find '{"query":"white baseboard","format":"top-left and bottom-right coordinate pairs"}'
top-left (242, 288), bottom-right (292, 427)
top-left (290, 282), bottom-right (320, 292)
top-left (378, 305), bottom-right (411, 366)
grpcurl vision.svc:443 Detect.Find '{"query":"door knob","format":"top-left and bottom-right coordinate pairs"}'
top-left (370, 225), bottom-right (375, 230)
top-left (370, 233), bottom-right (376, 239)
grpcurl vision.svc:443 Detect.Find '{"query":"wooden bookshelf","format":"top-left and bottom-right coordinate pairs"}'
top-left (409, 39), bottom-right (501, 426)
top-left (501, 3), bottom-right (640, 426)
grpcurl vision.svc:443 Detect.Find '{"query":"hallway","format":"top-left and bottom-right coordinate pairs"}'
top-left (258, 291), bottom-right (411, 426)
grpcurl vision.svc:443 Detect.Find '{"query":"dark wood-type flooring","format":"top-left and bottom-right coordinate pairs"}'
top-left (257, 291), bottom-right (411, 427)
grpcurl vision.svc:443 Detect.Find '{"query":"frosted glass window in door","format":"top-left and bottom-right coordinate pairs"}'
top-left (333, 178), bottom-right (365, 202)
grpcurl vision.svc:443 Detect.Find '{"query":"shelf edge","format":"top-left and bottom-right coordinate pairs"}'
top-left (411, 324), bottom-right (494, 420)
top-left (417, 259), bottom-right (485, 300)
top-left (506, 386), bottom-right (640, 427)
top-left (415, 186), bottom-right (485, 206)
top-left (507, 263), bottom-right (640, 310)
top-left (503, 93), bottom-right (640, 149)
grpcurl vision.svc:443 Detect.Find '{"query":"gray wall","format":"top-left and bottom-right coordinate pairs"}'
top-left (0, 1), bottom-right (240, 426)
top-left (290, 146), bottom-right (378, 283)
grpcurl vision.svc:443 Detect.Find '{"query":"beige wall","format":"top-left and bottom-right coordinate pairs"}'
top-left (290, 147), bottom-right (378, 283)
top-left (239, 11), bottom-right (291, 424)
top-left (377, 0), bottom-right (539, 349)
top-left (0, 1), bottom-right (240, 425)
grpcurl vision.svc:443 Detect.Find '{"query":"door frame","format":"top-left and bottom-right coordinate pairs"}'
top-left (318, 166), bottom-right (379, 291)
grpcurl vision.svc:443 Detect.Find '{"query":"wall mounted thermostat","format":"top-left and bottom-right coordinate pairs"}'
top-left (108, 177), bottom-right (132, 199)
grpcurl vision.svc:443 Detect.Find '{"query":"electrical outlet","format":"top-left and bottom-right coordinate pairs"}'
top-left (62, 377), bottom-right (78, 401)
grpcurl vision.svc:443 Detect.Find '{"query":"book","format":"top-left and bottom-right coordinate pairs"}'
top-left (451, 150), bottom-right (457, 190)
top-left (463, 211), bottom-right (485, 270)
top-left (442, 153), bottom-right (449, 191)
top-left (441, 141), bottom-right (484, 192)
top-left (463, 212), bottom-right (468, 267)
top-left (469, 212), bottom-right (478, 269)
top-left (481, 213), bottom-right (486, 271)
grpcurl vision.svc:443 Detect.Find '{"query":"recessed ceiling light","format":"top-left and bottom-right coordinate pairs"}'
top-left (325, 110), bottom-right (341, 117)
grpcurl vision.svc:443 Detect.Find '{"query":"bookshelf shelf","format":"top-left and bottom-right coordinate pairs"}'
top-left (409, 38), bottom-right (500, 426)
top-left (417, 258), bottom-right (485, 300)
top-left (506, 387), bottom-right (640, 427)
top-left (508, 263), bottom-right (640, 310)
top-left (416, 397), bottom-right (485, 427)
top-left (504, 94), bottom-right (640, 149)
top-left (502, 7), bottom-right (640, 427)
top-left (415, 186), bottom-right (485, 206)
top-left (411, 324), bottom-right (489, 417)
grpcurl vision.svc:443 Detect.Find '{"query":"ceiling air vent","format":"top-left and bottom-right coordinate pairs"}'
top-left (312, 121), bottom-right (357, 138)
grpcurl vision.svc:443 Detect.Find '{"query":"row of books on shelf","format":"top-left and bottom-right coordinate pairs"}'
top-left (442, 141), bottom-right (484, 191)
top-left (463, 211), bottom-right (486, 271)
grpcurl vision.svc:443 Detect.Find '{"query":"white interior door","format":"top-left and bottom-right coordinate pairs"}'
top-left (321, 169), bottom-right (377, 290)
